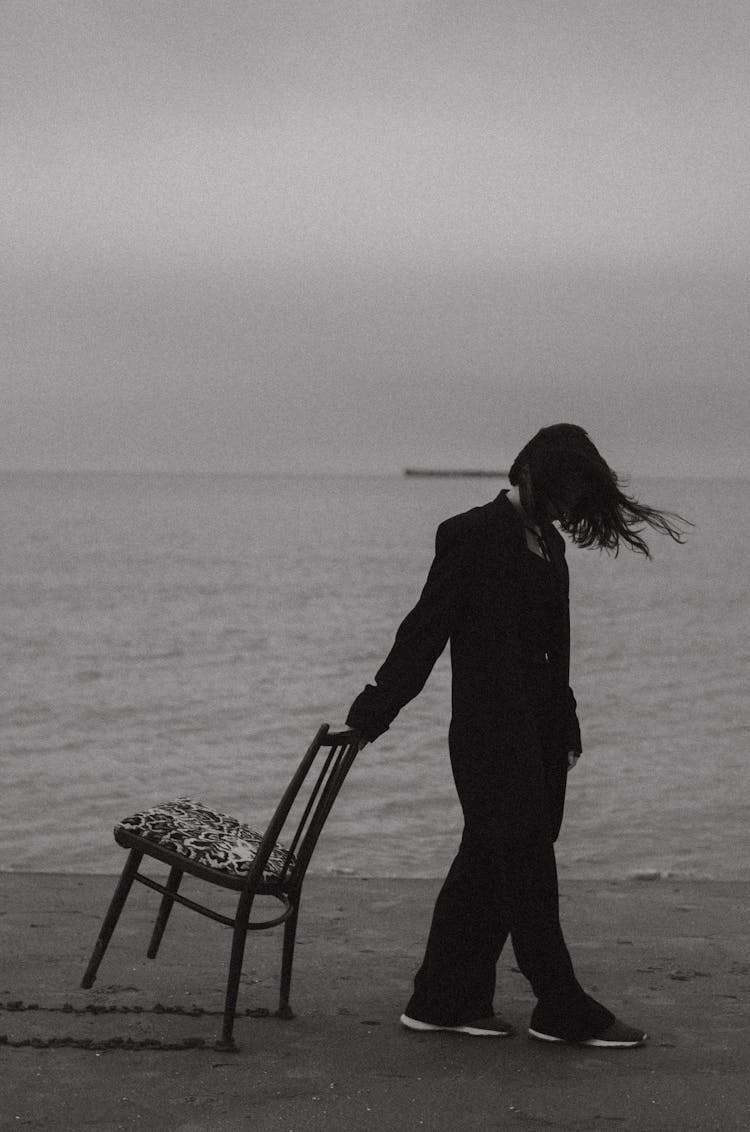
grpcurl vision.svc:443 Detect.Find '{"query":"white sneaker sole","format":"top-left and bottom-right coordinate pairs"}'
top-left (401, 1014), bottom-right (513, 1037)
top-left (528, 1027), bottom-right (647, 1048)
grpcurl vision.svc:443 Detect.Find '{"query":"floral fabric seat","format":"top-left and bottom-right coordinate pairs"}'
top-left (116, 798), bottom-right (295, 883)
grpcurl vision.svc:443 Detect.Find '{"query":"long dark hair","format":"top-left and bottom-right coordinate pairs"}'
top-left (509, 424), bottom-right (689, 557)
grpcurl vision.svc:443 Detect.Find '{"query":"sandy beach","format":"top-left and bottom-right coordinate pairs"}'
top-left (1, 871), bottom-right (747, 1131)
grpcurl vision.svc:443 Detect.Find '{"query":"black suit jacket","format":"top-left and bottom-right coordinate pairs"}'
top-left (346, 490), bottom-right (582, 841)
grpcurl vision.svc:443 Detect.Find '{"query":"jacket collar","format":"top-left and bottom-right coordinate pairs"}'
top-left (490, 487), bottom-right (567, 565)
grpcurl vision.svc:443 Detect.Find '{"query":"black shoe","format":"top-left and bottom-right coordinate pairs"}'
top-left (529, 1017), bottom-right (647, 1048)
top-left (401, 1013), bottom-right (515, 1037)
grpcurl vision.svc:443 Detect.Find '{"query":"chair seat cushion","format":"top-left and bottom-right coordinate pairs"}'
top-left (115, 798), bottom-right (295, 882)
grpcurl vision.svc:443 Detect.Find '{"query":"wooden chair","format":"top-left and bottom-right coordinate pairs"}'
top-left (81, 724), bottom-right (359, 1050)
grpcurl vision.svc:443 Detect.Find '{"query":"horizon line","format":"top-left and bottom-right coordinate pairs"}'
top-left (0, 465), bottom-right (746, 482)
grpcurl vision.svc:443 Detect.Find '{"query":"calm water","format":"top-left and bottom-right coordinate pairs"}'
top-left (1, 471), bottom-right (747, 880)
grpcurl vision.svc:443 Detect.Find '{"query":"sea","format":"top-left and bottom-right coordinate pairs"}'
top-left (1, 470), bottom-right (747, 881)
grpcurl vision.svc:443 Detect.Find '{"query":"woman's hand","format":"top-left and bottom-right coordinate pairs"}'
top-left (567, 751), bottom-right (580, 770)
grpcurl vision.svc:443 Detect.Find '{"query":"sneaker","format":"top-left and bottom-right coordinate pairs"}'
top-left (528, 1017), bottom-right (647, 1048)
top-left (400, 1013), bottom-right (515, 1037)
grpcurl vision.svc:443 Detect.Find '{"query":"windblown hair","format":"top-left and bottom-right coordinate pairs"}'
top-left (509, 424), bottom-right (688, 557)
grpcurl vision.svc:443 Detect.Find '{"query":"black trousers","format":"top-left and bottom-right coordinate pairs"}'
top-left (405, 669), bottom-right (614, 1040)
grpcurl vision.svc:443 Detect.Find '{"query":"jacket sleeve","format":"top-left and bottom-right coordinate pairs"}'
top-left (564, 686), bottom-right (582, 755)
top-left (547, 525), bottom-right (583, 757)
top-left (346, 518), bottom-right (475, 742)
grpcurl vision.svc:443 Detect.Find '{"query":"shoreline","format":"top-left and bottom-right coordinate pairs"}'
top-left (3, 866), bottom-right (748, 886)
top-left (1, 871), bottom-right (747, 1130)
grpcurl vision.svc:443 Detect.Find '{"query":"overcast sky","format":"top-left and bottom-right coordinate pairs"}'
top-left (3, 1), bottom-right (749, 476)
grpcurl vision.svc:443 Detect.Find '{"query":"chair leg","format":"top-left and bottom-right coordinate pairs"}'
top-left (215, 891), bottom-right (254, 1052)
top-left (276, 901), bottom-right (300, 1020)
top-left (81, 849), bottom-right (143, 989)
top-left (146, 866), bottom-right (183, 959)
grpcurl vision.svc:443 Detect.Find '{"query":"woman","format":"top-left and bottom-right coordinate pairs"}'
top-left (346, 424), bottom-right (686, 1048)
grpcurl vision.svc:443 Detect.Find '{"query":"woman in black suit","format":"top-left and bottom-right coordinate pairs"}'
top-left (346, 424), bottom-right (685, 1048)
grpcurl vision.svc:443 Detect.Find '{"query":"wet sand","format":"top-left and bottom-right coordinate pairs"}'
top-left (1, 872), bottom-right (747, 1130)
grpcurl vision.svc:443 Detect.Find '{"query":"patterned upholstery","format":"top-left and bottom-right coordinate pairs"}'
top-left (116, 798), bottom-right (295, 882)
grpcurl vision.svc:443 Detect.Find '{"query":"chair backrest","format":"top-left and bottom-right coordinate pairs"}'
top-left (244, 724), bottom-right (359, 893)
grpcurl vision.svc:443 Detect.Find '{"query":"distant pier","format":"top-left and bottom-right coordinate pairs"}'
top-left (403, 468), bottom-right (508, 478)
